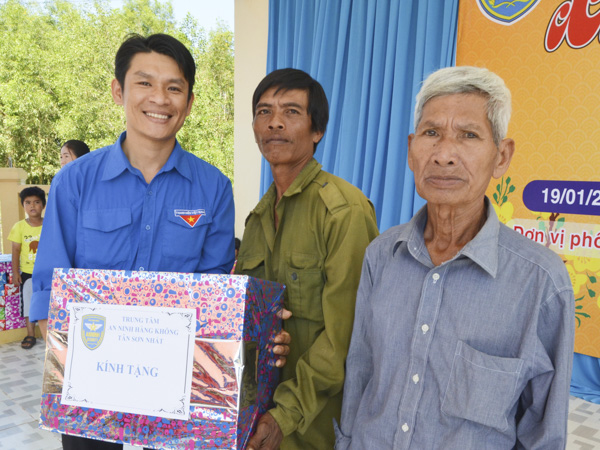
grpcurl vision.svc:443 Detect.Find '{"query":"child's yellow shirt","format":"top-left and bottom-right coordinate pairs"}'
top-left (8, 219), bottom-right (43, 274)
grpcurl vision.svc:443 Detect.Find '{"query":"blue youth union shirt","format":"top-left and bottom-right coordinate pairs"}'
top-left (30, 132), bottom-right (235, 322)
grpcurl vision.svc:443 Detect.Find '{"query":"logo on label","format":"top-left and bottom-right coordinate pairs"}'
top-left (81, 314), bottom-right (106, 350)
top-left (174, 209), bottom-right (206, 228)
top-left (477, 0), bottom-right (540, 25)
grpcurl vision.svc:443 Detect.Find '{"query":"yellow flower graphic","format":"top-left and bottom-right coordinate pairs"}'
top-left (563, 251), bottom-right (600, 273)
top-left (566, 262), bottom-right (589, 296)
top-left (532, 211), bottom-right (551, 220)
top-left (492, 201), bottom-right (514, 224)
top-left (572, 255), bottom-right (600, 274)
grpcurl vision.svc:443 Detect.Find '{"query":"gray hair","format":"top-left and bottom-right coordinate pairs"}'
top-left (414, 66), bottom-right (511, 146)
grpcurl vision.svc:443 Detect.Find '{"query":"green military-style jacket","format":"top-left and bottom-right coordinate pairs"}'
top-left (236, 159), bottom-right (379, 449)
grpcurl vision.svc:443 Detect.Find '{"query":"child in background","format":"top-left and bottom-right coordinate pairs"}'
top-left (9, 187), bottom-right (46, 349)
top-left (59, 139), bottom-right (90, 167)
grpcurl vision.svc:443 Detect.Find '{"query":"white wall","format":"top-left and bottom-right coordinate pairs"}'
top-left (233, 0), bottom-right (269, 238)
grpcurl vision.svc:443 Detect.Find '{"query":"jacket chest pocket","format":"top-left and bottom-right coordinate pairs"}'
top-left (285, 252), bottom-right (324, 323)
top-left (441, 341), bottom-right (524, 432)
top-left (161, 208), bottom-right (212, 263)
top-left (82, 208), bottom-right (132, 268)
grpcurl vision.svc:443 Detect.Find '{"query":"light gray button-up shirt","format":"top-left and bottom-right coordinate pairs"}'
top-left (336, 199), bottom-right (574, 449)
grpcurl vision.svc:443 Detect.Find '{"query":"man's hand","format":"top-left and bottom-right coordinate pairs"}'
top-left (247, 412), bottom-right (283, 450)
top-left (273, 308), bottom-right (292, 367)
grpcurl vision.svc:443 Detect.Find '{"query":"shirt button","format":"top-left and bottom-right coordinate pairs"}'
top-left (291, 272), bottom-right (298, 281)
top-left (421, 324), bottom-right (429, 334)
top-left (145, 225), bottom-right (151, 230)
top-left (402, 423), bottom-right (409, 433)
top-left (148, 191), bottom-right (153, 195)
top-left (412, 374), bottom-right (419, 384)
top-left (432, 273), bottom-right (440, 281)
top-left (139, 267), bottom-right (145, 271)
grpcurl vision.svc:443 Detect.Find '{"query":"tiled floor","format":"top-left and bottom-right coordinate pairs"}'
top-left (1, 340), bottom-right (600, 449)
top-left (0, 339), bottom-right (61, 450)
top-left (569, 396), bottom-right (600, 449)
top-left (0, 340), bottom-right (135, 450)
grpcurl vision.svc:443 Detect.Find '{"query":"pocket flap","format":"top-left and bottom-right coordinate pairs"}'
top-left (82, 208), bottom-right (131, 232)
top-left (237, 255), bottom-right (265, 271)
top-left (456, 340), bottom-right (523, 373)
top-left (289, 251), bottom-right (320, 269)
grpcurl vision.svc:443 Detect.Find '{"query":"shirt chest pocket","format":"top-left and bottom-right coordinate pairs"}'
top-left (82, 208), bottom-right (132, 268)
top-left (161, 208), bottom-right (212, 263)
top-left (441, 341), bottom-right (524, 432)
top-left (285, 252), bottom-right (324, 323)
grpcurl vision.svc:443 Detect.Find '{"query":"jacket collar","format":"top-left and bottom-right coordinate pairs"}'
top-left (252, 158), bottom-right (322, 215)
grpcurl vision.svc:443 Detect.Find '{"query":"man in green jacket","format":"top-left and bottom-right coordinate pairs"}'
top-left (236, 68), bottom-right (379, 450)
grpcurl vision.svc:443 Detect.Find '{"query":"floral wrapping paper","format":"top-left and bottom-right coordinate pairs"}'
top-left (0, 259), bottom-right (25, 330)
top-left (5, 294), bottom-right (25, 329)
top-left (39, 268), bottom-right (284, 449)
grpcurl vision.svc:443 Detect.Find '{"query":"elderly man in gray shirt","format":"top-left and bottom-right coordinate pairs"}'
top-left (335, 66), bottom-right (575, 449)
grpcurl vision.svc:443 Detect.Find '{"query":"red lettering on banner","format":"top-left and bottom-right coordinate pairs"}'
top-left (545, 0), bottom-right (600, 52)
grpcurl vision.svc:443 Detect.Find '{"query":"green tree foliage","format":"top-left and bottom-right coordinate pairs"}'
top-left (178, 23), bottom-right (234, 176)
top-left (0, 0), bottom-right (233, 184)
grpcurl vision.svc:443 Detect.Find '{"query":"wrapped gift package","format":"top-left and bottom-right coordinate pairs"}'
top-left (5, 293), bottom-right (24, 329)
top-left (39, 268), bottom-right (285, 449)
top-left (0, 257), bottom-right (25, 330)
top-left (4, 283), bottom-right (18, 297)
top-left (0, 260), bottom-right (10, 276)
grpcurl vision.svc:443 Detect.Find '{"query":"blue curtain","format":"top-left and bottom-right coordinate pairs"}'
top-left (261, 0), bottom-right (459, 231)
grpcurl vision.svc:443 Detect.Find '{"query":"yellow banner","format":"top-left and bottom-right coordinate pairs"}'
top-left (457, 0), bottom-right (600, 357)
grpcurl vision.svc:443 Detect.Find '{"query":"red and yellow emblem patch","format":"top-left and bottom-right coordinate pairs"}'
top-left (174, 209), bottom-right (205, 228)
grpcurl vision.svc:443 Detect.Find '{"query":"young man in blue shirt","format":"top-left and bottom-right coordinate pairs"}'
top-left (31, 34), bottom-right (289, 450)
top-left (32, 34), bottom-right (234, 336)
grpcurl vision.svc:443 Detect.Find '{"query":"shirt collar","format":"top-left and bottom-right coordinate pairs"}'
top-left (102, 132), bottom-right (192, 182)
top-left (282, 158), bottom-right (322, 197)
top-left (251, 158), bottom-right (322, 215)
top-left (393, 197), bottom-right (500, 277)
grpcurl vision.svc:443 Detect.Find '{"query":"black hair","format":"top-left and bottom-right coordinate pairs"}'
top-left (234, 237), bottom-right (241, 251)
top-left (62, 140), bottom-right (90, 159)
top-left (252, 68), bottom-right (329, 151)
top-left (114, 33), bottom-right (196, 101)
top-left (19, 186), bottom-right (46, 207)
